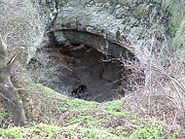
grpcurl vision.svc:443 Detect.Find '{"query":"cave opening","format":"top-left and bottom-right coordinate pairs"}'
top-left (27, 31), bottom-right (139, 102)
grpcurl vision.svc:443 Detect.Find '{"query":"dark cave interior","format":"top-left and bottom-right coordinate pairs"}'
top-left (27, 43), bottom-right (129, 102)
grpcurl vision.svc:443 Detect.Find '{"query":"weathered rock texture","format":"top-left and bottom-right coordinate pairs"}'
top-left (0, 0), bottom-right (45, 63)
top-left (32, 0), bottom-right (170, 61)
top-left (28, 0), bottom-right (170, 101)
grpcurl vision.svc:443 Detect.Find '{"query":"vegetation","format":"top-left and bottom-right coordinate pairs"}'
top-left (0, 0), bottom-right (185, 138)
top-left (0, 109), bottom-right (9, 118)
top-left (168, 1), bottom-right (185, 36)
top-left (0, 83), bottom-right (181, 138)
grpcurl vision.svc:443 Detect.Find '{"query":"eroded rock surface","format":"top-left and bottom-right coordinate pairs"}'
top-left (28, 0), bottom-right (170, 101)
top-left (31, 0), bottom-right (169, 61)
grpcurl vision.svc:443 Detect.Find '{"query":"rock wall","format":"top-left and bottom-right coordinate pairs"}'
top-left (31, 0), bottom-right (170, 62)
top-left (28, 0), bottom-right (171, 101)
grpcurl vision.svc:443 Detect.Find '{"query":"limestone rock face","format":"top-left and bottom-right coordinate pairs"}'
top-left (31, 0), bottom-right (169, 61)
top-left (28, 0), bottom-right (170, 101)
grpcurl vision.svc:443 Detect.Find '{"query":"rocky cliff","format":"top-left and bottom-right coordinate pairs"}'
top-left (31, 0), bottom-right (171, 62)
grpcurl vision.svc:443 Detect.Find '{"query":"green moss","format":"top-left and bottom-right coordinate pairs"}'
top-left (0, 109), bottom-right (9, 118)
top-left (0, 124), bottom-right (123, 139)
top-left (129, 122), bottom-right (179, 139)
top-left (169, 20), bottom-right (182, 37)
top-left (103, 100), bottom-right (131, 117)
top-left (31, 124), bottom-right (61, 138)
top-left (0, 127), bottom-right (23, 139)
top-left (3, 82), bottom-right (180, 138)
top-left (129, 125), bottom-right (163, 139)
top-left (75, 128), bottom-right (122, 139)
top-left (66, 98), bottom-right (98, 112)
top-left (104, 100), bottom-right (123, 115)
top-left (104, 100), bottom-right (123, 112)
top-left (167, 1), bottom-right (185, 37)
top-left (68, 114), bottom-right (101, 127)
top-left (0, 123), bottom-right (179, 139)
top-left (35, 83), bottom-right (59, 95)
top-left (35, 83), bottom-right (67, 107)
top-left (34, 84), bottom-right (98, 113)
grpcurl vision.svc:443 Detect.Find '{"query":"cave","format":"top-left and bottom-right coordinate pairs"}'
top-left (27, 31), bottom-right (137, 102)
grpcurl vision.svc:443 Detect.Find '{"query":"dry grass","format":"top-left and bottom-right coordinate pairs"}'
top-left (120, 44), bottom-right (185, 138)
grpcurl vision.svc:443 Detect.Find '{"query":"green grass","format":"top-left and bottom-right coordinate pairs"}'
top-left (129, 125), bottom-right (163, 139)
top-left (66, 98), bottom-right (98, 112)
top-left (167, 1), bottom-right (185, 37)
top-left (0, 109), bottom-right (9, 118)
top-left (0, 124), bottom-right (123, 139)
top-left (129, 124), bottom-right (179, 139)
top-left (35, 83), bottom-right (98, 113)
top-left (0, 124), bottom-right (179, 139)
top-left (0, 127), bottom-right (23, 139)
top-left (104, 100), bottom-right (123, 112)
top-left (0, 82), bottom-right (181, 138)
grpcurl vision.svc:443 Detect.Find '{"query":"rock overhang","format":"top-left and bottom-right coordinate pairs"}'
top-left (53, 29), bottom-right (135, 60)
top-left (27, 0), bottom-right (166, 101)
top-left (44, 0), bottom-right (145, 61)
top-left (31, 0), bottom-right (168, 63)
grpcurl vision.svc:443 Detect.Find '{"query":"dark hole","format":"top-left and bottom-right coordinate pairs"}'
top-left (27, 43), bottom-right (135, 102)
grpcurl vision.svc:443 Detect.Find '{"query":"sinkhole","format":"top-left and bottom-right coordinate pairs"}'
top-left (27, 30), bottom-right (139, 102)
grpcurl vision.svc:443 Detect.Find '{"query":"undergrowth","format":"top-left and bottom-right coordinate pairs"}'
top-left (0, 83), bottom-right (181, 138)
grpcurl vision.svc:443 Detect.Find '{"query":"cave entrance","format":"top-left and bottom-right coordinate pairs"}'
top-left (28, 42), bottom-right (129, 102)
